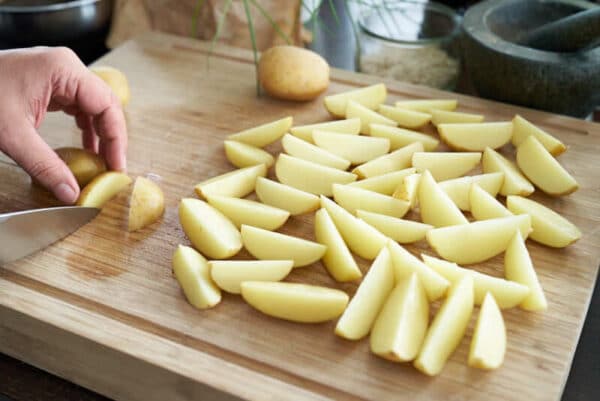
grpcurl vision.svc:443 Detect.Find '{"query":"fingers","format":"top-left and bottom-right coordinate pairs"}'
top-left (76, 112), bottom-right (99, 153)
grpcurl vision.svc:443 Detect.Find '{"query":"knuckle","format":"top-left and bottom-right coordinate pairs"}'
top-left (28, 158), bottom-right (63, 183)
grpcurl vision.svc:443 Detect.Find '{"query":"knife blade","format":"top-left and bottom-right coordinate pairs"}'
top-left (0, 206), bottom-right (100, 265)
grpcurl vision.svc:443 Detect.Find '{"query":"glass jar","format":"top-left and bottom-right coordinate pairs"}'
top-left (357, 1), bottom-right (462, 90)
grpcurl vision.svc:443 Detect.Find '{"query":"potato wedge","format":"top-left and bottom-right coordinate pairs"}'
top-left (438, 122), bottom-right (512, 151)
top-left (128, 177), bottom-right (165, 232)
top-left (369, 124), bottom-right (439, 151)
top-left (77, 171), bottom-right (132, 208)
top-left (412, 151), bottom-right (481, 181)
top-left (227, 116), bottom-right (292, 147)
top-left (357, 210), bottom-right (432, 244)
top-left (468, 293), bottom-right (506, 370)
top-left (347, 168), bottom-right (416, 195)
top-left (290, 118), bottom-right (361, 142)
top-left (255, 177), bottom-right (320, 216)
top-left (332, 184), bottom-right (410, 218)
top-left (392, 173), bottom-right (420, 209)
top-left (194, 164), bottom-right (267, 198)
top-left (395, 99), bottom-right (457, 112)
top-left (313, 130), bottom-right (390, 164)
top-left (377, 105), bottom-right (431, 129)
top-left (55, 147), bottom-right (106, 188)
top-left (209, 260), bottom-right (293, 294)
top-left (205, 194), bottom-right (289, 231)
top-left (346, 100), bottom-right (396, 135)
top-left (418, 170), bottom-right (469, 228)
top-left (438, 172), bottom-right (504, 211)
top-left (281, 134), bottom-right (350, 170)
top-left (324, 83), bottom-right (387, 118)
top-left (512, 115), bottom-right (566, 156)
top-left (469, 183), bottom-right (512, 221)
top-left (172, 245), bottom-right (221, 309)
top-left (224, 140), bottom-right (274, 169)
top-left (482, 147), bottom-right (534, 196)
top-left (353, 142), bottom-right (424, 179)
top-left (430, 109), bottom-right (484, 126)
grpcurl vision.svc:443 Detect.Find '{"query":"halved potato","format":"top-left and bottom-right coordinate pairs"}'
top-left (324, 83), bottom-right (387, 118)
top-left (223, 140), bottom-right (274, 168)
top-left (468, 293), bottom-right (506, 370)
top-left (506, 195), bottom-right (581, 248)
top-left (128, 177), bottom-right (165, 232)
top-left (357, 210), bottom-right (432, 244)
top-left (226, 116), bottom-right (292, 147)
top-left (179, 198), bottom-right (242, 259)
top-left (205, 194), bottom-right (289, 231)
top-left (290, 118), bottom-right (361, 143)
top-left (353, 142), bottom-right (424, 179)
top-left (516, 135), bottom-right (578, 196)
top-left (418, 170), bottom-right (469, 228)
top-left (438, 122), bottom-right (512, 151)
top-left (369, 124), bottom-right (439, 151)
top-left (430, 109), bottom-right (484, 126)
top-left (241, 224), bottom-right (326, 267)
top-left (313, 130), bottom-right (390, 164)
top-left (438, 172), bottom-right (504, 211)
top-left (77, 171), bottom-right (132, 208)
top-left (55, 147), bottom-right (106, 188)
top-left (281, 133), bottom-right (351, 170)
top-left (255, 177), bottom-right (320, 216)
top-left (482, 147), bottom-right (534, 196)
top-left (345, 100), bottom-right (396, 135)
top-left (392, 173), bottom-right (420, 209)
top-left (395, 99), bottom-right (457, 112)
top-left (347, 168), bottom-right (416, 195)
top-left (511, 115), bottom-right (566, 156)
top-left (240, 281), bottom-right (349, 323)
top-left (194, 164), bottom-right (267, 198)
top-left (90, 65), bottom-right (130, 106)
top-left (412, 152), bottom-right (481, 181)
top-left (332, 184), bottom-right (410, 218)
top-left (469, 183), bottom-right (512, 221)
top-left (209, 260), bottom-right (293, 294)
top-left (426, 214), bottom-right (531, 265)
top-left (172, 245), bottom-right (221, 309)
top-left (377, 105), bottom-right (431, 129)
top-left (335, 247), bottom-right (395, 340)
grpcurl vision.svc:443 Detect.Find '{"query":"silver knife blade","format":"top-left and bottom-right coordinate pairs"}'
top-left (0, 206), bottom-right (100, 265)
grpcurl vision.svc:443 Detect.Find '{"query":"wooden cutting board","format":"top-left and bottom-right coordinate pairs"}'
top-left (1, 32), bottom-right (599, 401)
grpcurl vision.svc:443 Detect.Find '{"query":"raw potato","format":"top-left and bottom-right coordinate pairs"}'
top-left (223, 140), bottom-right (274, 168)
top-left (418, 170), bottom-right (469, 228)
top-left (258, 46), bottom-right (329, 101)
top-left (369, 124), bottom-right (439, 151)
top-left (290, 118), bottom-right (361, 143)
top-left (324, 83), bottom-right (387, 118)
top-left (90, 65), bottom-right (130, 106)
top-left (254, 177), bottom-right (320, 215)
top-left (54, 147), bottom-right (106, 188)
top-left (205, 194), bottom-right (289, 231)
top-left (438, 122), bottom-right (513, 151)
top-left (412, 152), bottom-right (482, 181)
top-left (469, 183), bottom-right (512, 221)
top-left (227, 117), bottom-right (292, 148)
top-left (511, 115), bottom-right (566, 156)
top-left (395, 99), bottom-right (457, 112)
top-left (335, 247), bottom-right (395, 340)
top-left (77, 171), bottom-right (132, 208)
top-left (240, 281), bottom-right (349, 323)
top-left (313, 130), bottom-right (390, 164)
top-left (482, 147), bottom-right (534, 196)
top-left (438, 172), bottom-right (504, 211)
top-left (370, 273), bottom-right (429, 362)
top-left (194, 164), bottom-right (267, 198)
top-left (348, 168), bottom-right (416, 195)
top-left (377, 105), bottom-right (431, 129)
top-left (332, 184), bottom-right (410, 218)
top-left (468, 293), bottom-right (506, 370)
top-left (128, 177), bottom-right (165, 232)
top-left (209, 260), bottom-right (294, 294)
top-left (345, 100), bottom-right (396, 135)
top-left (358, 210), bottom-right (432, 244)
top-left (353, 142), bottom-right (423, 178)
top-left (241, 224), bottom-right (326, 267)
top-left (392, 173), bottom-right (420, 209)
top-left (430, 109), bottom-right (484, 126)
top-left (172, 245), bottom-right (221, 309)
top-left (179, 198), bottom-right (242, 259)
top-left (281, 133), bottom-right (351, 170)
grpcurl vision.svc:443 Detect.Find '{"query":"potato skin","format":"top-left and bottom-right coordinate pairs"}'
top-left (55, 147), bottom-right (107, 188)
top-left (258, 46), bottom-right (329, 102)
top-left (90, 65), bottom-right (130, 106)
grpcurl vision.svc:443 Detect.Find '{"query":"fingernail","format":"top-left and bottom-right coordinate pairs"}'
top-left (55, 183), bottom-right (78, 204)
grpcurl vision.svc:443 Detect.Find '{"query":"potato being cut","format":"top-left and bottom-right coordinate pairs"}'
top-left (321, 196), bottom-right (387, 260)
top-left (90, 66), bottom-right (130, 106)
top-left (370, 273), bottom-right (429, 362)
top-left (226, 116), bottom-right (292, 147)
top-left (388, 241), bottom-right (450, 301)
top-left (335, 247), bottom-right (395, 340)
top-left (241, 224), bottom-right (326, 267)
top-left (482, 147), bottom-right (534, 196)
top-left (468, 293), bottom-right (506, 370)
top-left (281, 134), bottom-right (351, 170)
top-left (414, 275), bottom-right (473, 376)
top-left (194, 164), bottom-right (267, 198)
top-left (421, 254), bottom-right (529, 309)
top-left (55, 147), bottom-right (106, 188)
top-left (290, 118), bottom-right (361, 143)
top-left (77, 171), bottom-right (132, 208)
top-left (128, 177), bottom-right (165, 232)
top-left (205, 194), bottom-right (289, 231)
top-left (438, 172), bottom-right (504, 211)
top-left (512, 115), bottom-right (566, 156)
top-left (438, 122), bottom-right (512, 151)
top-left (223, 140), bottom-right (274, 169)
top-left (240, 281), bottom-right (349, 323)
top-left (426, 214), bottom-right (531, 265)
top-left (357, 210), bottom-right (432, 244)
top-left (179, 198), bottom-right (242, 259)
top-left (395, 99), bottom-right (457, 112)
top-left (315, 208), bottom-right (362, 282)
top-left (412, 152), bottom-right (481, 181)
top-left (332, 184), bottom-right (410, 218)
top-left (348, 168), bottom-right (416, 195)
top-left (275, 154), bottom-right (357, 196)
top-left (377, 105), bottom-right (431, 129)
top-left (313, 130), bottom-right (390, 164)
top-left (470, 183), bottom-right (512, 221)
top-left (345, 100), bottom-right (396, 135)
top-left (418, 170), bottom-right (469, 228)
top-left (430, 109), bottom-right (484, 126)
top-left (209, 260), bottom-right (293, 294)
top-left (516, 135), bottom-right (578, 196)
top-left (392, 173), bottom-right (420, 209)
top-left (172, 245), bottom-right (221, 309)
top-left (505, 231), bottom-right (547, 311)
top-left (324, 83), bottom-right (387, 118)
top-left (353, 142), bottom-right (424, 179)
top-left (369, 124), bottom-right (439, 151)
top-left (506, 195), bottom-right (581, 248)
top-left (255, 177), bottom-right (320, 216)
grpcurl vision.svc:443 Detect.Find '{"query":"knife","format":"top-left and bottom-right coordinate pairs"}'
top-left (0, 206), bottom-right (100, 265)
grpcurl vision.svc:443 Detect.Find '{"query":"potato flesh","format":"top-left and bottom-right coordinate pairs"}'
top-left (90, 66), bottom-right (130, 106)
top-left (468, 293), bottom-right (506, 369)
top-left (392, 173), bottom-right (420, 209)
top-left (345, 100), bottom-right (396, 135)
top-left (290, 118), bottom-right (361, 143)
top-left (194, 164), bottom-right (267, 198)
top-left (418, 170), bottom-right (469, 228)
top-left (332, 184), bottom-right (410, 218)
top-left (438, 172), bottom-right (504, 211)
top-left (438, 122), bottom-right (513, 151)
top-left (205, 194), bottom-right (289, 231)
top-left (223, 140), bottom-right (274, 168)
top-left (209, 260), bottom-right (293, 294)
top-left (324, 83), bottom-right (387, 118)
top-left (377, 105), bottom-right (431, 129)
top-left (412, 151), bottom-right (481, 181)
top-left (511, 115), bottom-right (566, 156)
top-left (395, 99), bottom-right (457, 112)
top-left (128, 177), bottom-right (165, 232)
top-left (357, 210), bottom-right (432, 244)
top-left (353, 142), bottom-right (424, 179)
top-left (77, 171), bottom-right (132, 208)
top-left (347, 168), bottom-right (416, 195)
top-left (430, 109), bottom-right (484, 126)
top-left (255, 177), bottom-right (320, 216)
top-left (172, 245), bottom-right (221, 309)
top-left (369, 124), bottom-right (439, 151)
top-left (226, 116), bottom-right (292, 147)
top-left (469, 183), bottom-right (512, 221)
top-left (482, 147), bottom-right (534, 196)
top-left (282, 133), bottom-right (351, 170)
top-left (313, 130), bottom-right (390, 164)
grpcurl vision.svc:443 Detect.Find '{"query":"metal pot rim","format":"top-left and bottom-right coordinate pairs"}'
top-left (0, 0), bottom-right (103, 13)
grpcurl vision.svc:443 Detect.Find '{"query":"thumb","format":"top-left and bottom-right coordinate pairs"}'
top-left (3, 124), bottom-right (80, 204)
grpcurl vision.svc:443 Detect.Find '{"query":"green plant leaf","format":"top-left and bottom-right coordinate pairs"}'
top-left (249, 0), bottom-right (292, 45)
top-left (243, 0), bottom-right (261, 96)
top-left (327, 0), bottom-right (340, 26)
top-left (207, 0), bottom-right (234, 68)
top-left (191, 0), bottom-right (206, 38)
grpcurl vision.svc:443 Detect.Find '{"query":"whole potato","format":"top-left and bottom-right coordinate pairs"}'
top-left (90, 65), bottom-right (131, 106)
top-left (258, 46), bottom-right (330, 102)
top-left (55, 147), bottom-right (106, 188)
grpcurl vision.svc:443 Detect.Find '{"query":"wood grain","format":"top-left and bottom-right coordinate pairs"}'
top-left (1, 32), bottom-right (599, 401)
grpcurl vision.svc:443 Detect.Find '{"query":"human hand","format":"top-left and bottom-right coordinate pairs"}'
top-left (0, 47), bottom-right (127, 204)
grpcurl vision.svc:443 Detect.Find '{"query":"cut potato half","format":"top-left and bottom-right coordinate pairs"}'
top-left (172, 245), bottom-right (221, 309)
top-left (77, 171), bottom-right (132, 208)
top-left (438, 172), bottom-right (504, 211)
top-left (377, 104), bottom-right (431, 129)
top-left (224, 140), bottom-right (274, 169)
top-left (290, 118), bottom-right (361, 142)
top-left (275, 154), bottom-right (357, 196)
top-left (324, 83), bottom-right (387, 118)
top-left (205, 194), bottom-right (289, 231)
top-left (55, 147), bottom-right (106, 188)
top-left (282, 133), bottom-right (351, 170)
top-left (255, 177), bottom-right (320, 216)
top-left (412, 152), bottom-right (481, 181)
top-left (392, 173), bottom-right (420, 209)
top-left (470, 183), bottom-right (512, 221)
top-left (370, 124), bottom-right (439, 151)
top-left (313, 130), bottom-right (390, 164)
top-left (430, 109), bottom-right (484, 126)
top-left (241, 224), bottom-right (326, 267)
top-left (209, 260), bottom-right (293, 294)
top-left (357, 210), bottom-right (432, 244)
top-left (347, 168), bottom-right (416, 195)
top-left (332, 184), bottom-right (410, 218)
top-left (418, 170), bottom-right (469, 228)
top-left (512, 115), bottom-right (566, 156)
top-left (241, 281), bottom-right (349, 323)
top-left (438, 122), bottom-right (513, 151)
top-left (194, 164), bottom-right (267, 198)
top-left (395, 99), bottom-right (457, 112)
top-left (128, 177), bottom-right (165, 232)
top-left (482, 147), bottom-right (534, 196)
top-left (346, 100), bottom-right (396, 135)
top-left (468, 293), bottom-right (506, 370)
top-left (353, 142), bottom-right (424, 178)
top-left (227, 116), bottom-right (292, 147)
